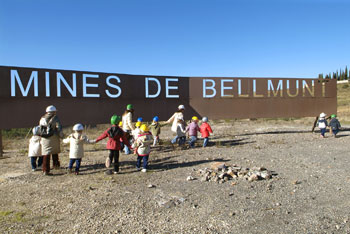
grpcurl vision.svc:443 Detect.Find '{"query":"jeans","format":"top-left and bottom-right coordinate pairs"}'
top-left (171, 136), bottom-right (186, 145)
top-left (109, 150), bottom-right (120, 172)
top-left (188, 136), bottom-right (197, 148)
top-left (68, 158), bottom-right (82, 172)
top-left (332, 129), bottom-right (339, 136)
top-left (30, 156), bottom-right (43, 170)
top-left (203, 137), bottom-right (209, 147)
top-left (320, 128), bottom-right (326, 137)
top-left (123, 130), bottom-right (132, 154)
top-left (137, 155), bottom-right (149, 169)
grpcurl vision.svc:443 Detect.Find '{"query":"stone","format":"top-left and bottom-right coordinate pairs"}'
top-left (248, 174), bottom-right (259, 182)
top-left (211, 162), bottom-right (226, 171)
top-left (201, 176), bottom-right (209, 182)
top-left (187, 176), bottom-right (194, 181)
top-left (229, 212), bottom-right (236, 216)
top-left (260, 171), bottom-right (272, 179)
top-left (147, 184), bottom-right (156, 188)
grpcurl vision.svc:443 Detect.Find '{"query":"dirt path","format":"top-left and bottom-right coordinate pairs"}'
top-left (1, 120), bottom-right (350, 233)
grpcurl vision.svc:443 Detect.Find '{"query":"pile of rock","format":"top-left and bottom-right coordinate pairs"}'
top-left (193, 162), bottom-right (274, 183)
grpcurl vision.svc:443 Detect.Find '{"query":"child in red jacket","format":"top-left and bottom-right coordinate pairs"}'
top-left (95, 115), bottom-right (132, 174)
top-left (200, 117), bottom-right (213, 147)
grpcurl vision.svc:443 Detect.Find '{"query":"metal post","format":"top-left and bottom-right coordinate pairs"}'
top-left (0, 130), bottom-right (2, 157)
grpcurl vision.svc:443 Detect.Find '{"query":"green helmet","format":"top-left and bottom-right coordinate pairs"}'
top-left (331, 114), bottom-right (336, 118)
top-left (126, 104), bottom-right (134, 110)
top-left (111, 115), bottom-right (121, 125)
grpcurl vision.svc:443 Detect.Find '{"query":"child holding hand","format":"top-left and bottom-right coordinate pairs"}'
top-left (186, 116), bottom-right (200, 148)
top-left (63, 124), bottom-right (95, 175)
top-left (149, 116), bottom-right (161, 146)
top-left (28, 126), bottom-right (43, 171)
top-left (133, 124), bottom-right (153, 172)
top-left (96, 115), bottom-right (132, 174)
top-left (200, 117), bottom-right (213, 147)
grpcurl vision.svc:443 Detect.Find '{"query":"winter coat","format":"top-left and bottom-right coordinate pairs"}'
top-left (96, 125), bottom-right (131, 150)
top-left (133, 132), bottom-right (153, 156)
top-left (63, 133), bottom-right (95, 159)
top-left (39, 113), bottom-right (63, 155)
top-left (122, 112), bottom-right (134, 131)
top-left (132, 128), bottom-right (141, 140)
top-left (149, 122), bottom-right (161, 137)
top-left (28, 136), bottom-right (42, 157)
top-left (186, 122), bottom-right (200, 137)
top-left (167, 112), bottom-right (184, 133)
top-left (200, 122), bottom-right (213, 138)
top-left (329, 118), bottom-right (341, 130)
top-left (318, 118), bottom-right (328, 129)
top-left (176, 123), bottom-right (186, 137)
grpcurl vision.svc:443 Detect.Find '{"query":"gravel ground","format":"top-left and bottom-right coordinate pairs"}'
top-left (1, 119), bottom-right (350, 233)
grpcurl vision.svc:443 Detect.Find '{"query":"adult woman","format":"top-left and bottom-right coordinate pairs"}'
top-left (167, 104), bottom-right (185, 144)
top-left (122, 104), bottom-right (135, 154)
top-left (39, 105), bottom-right (63, 175)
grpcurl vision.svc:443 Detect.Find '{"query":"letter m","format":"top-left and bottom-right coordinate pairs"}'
top-left (11, 70), bottom-right (38, 97)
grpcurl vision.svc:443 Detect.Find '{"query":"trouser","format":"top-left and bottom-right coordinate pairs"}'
top-left (332, 129), bottom-right (339, 136)
top-left (68, 158), bottom-right (82, 172)
top-left (109, 150), bottom-right (120, 172)
top-left (203, 137), bottom-right (209, 147)
top-left (52, 154), bottom-right (60, 168)
top-left (42, 154), bottom-right (59, 173)
top-left (123, 130), bottom-right (132, 154)
top-left (171, 136), bottom-right (186, 146)
top-left (153, 136), bottom-right (159, 146)
top-left (188, 136), bottom-right (197, 148)
top-left (30, 156), bottom-right (43, 170)
top-left (136, 155), bottom-right (149, 169)
top-left (320, 128), bottom-right (326, 137)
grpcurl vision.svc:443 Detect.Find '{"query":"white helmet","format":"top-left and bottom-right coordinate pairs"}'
top-left (319, 112), bottom-right (326, 118)
top-left (178, 104), bottom-right (185, 110)
top-left (32, 126), bottom-right (40, 135)
top-left (46, 105), bottom-right (57, 113)
top-left (73, 123), bottom-right (84, 131)
top-left (202, 117), bottom-right (208, 122)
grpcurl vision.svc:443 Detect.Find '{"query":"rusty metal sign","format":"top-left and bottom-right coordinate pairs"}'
top-left (0, 66), bottom-right (336, 129)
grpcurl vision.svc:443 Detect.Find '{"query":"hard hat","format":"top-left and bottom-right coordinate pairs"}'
top-left (137, 117), bottom-right (143, 122)
top-left (118, 121), bottom-right (123, 127)
top-left (46, 105), bottom-right (57, 112)
top-left (319, 113), bottom-right (326, 118)
top-left (192, 116), bottom-right (199, 121)
top-left (178, 104), bottom-right (185, 110)
top-left (32, 126), bottom-right (40, 135)
top-left (135, 121), bottom-right (141, 127)
top-left (153, 116), bottom-right (159, 122)
top-left (140, 124), bottom-right (149, 132)
top-left (127, 104), bottom-right (134, 110)
top-left (111, 115), bottom-right (121, 125)
top-left (73, 123), bottom-right (84, 131)
top-left (331, 114), bottom-right (336, 118)
top-left (202, 117), bottom-right (208, 122)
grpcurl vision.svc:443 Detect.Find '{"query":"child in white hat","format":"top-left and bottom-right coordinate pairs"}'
top-left (318, 113), bottom-right (328, 138)
top-left (63, 124), bottom-right (95, 175)
top-left (28, 126), bottom-right (43, 171)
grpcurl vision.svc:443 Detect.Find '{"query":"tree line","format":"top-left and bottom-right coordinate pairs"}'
top-left (318, 66), bottom-right (349, 80)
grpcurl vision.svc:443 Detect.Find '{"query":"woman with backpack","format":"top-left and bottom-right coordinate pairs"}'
top-left (39, 105), bottom-right (63, 175)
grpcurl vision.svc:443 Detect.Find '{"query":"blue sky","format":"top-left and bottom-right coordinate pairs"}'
top-left (0, 0), bottom-right (349, 78)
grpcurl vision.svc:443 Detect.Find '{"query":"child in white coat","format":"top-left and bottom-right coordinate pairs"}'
top-left (28, 126), bottom-right (43, 171)
top-left (63, 124), bottom-right (95, 175)
top-left (132, 124), bottom-right (153, 172)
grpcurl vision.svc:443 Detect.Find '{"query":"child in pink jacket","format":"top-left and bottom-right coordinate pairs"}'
top-left (186, 116), bottom-right (200, 148)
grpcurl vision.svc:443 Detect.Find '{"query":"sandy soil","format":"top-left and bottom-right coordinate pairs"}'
top-left (1, 119), bottom-right (350, 233)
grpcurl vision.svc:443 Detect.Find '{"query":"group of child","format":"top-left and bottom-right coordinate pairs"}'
top-left (28, 106), bottom-right (214, 175)
top-left (318, 112), bottom-right (341, 138)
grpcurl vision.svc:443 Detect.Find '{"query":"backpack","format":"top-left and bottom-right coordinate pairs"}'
top-left (37, 115), bottom-right (56, 138)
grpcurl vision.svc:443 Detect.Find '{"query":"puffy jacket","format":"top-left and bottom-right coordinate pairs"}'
top-left (96, 126), bottom-right (131, 150)
top-left (28, 136), bottom-right (42, 157)
top-left (63, 133), bottom-right (95, 159)
top-left (200, 122), bottom-right (213, 138)
top-left (122, 112), bottom-right (134, 131)
top-left (167, 112), bottom-right (184, 132)
top-left (133, 132), bottom-right (153, 156)
top-left (186, 122), bottom-right (200, 137)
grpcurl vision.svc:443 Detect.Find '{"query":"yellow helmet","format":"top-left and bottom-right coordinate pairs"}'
top-left (192, 116), bottom-right (199, 121)
top-left (118, 121), bottom-right (123, 127)
top-left (135, 121), bottom-right (141, 127)
top-left (140, 124), bottom-right (149, 132)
